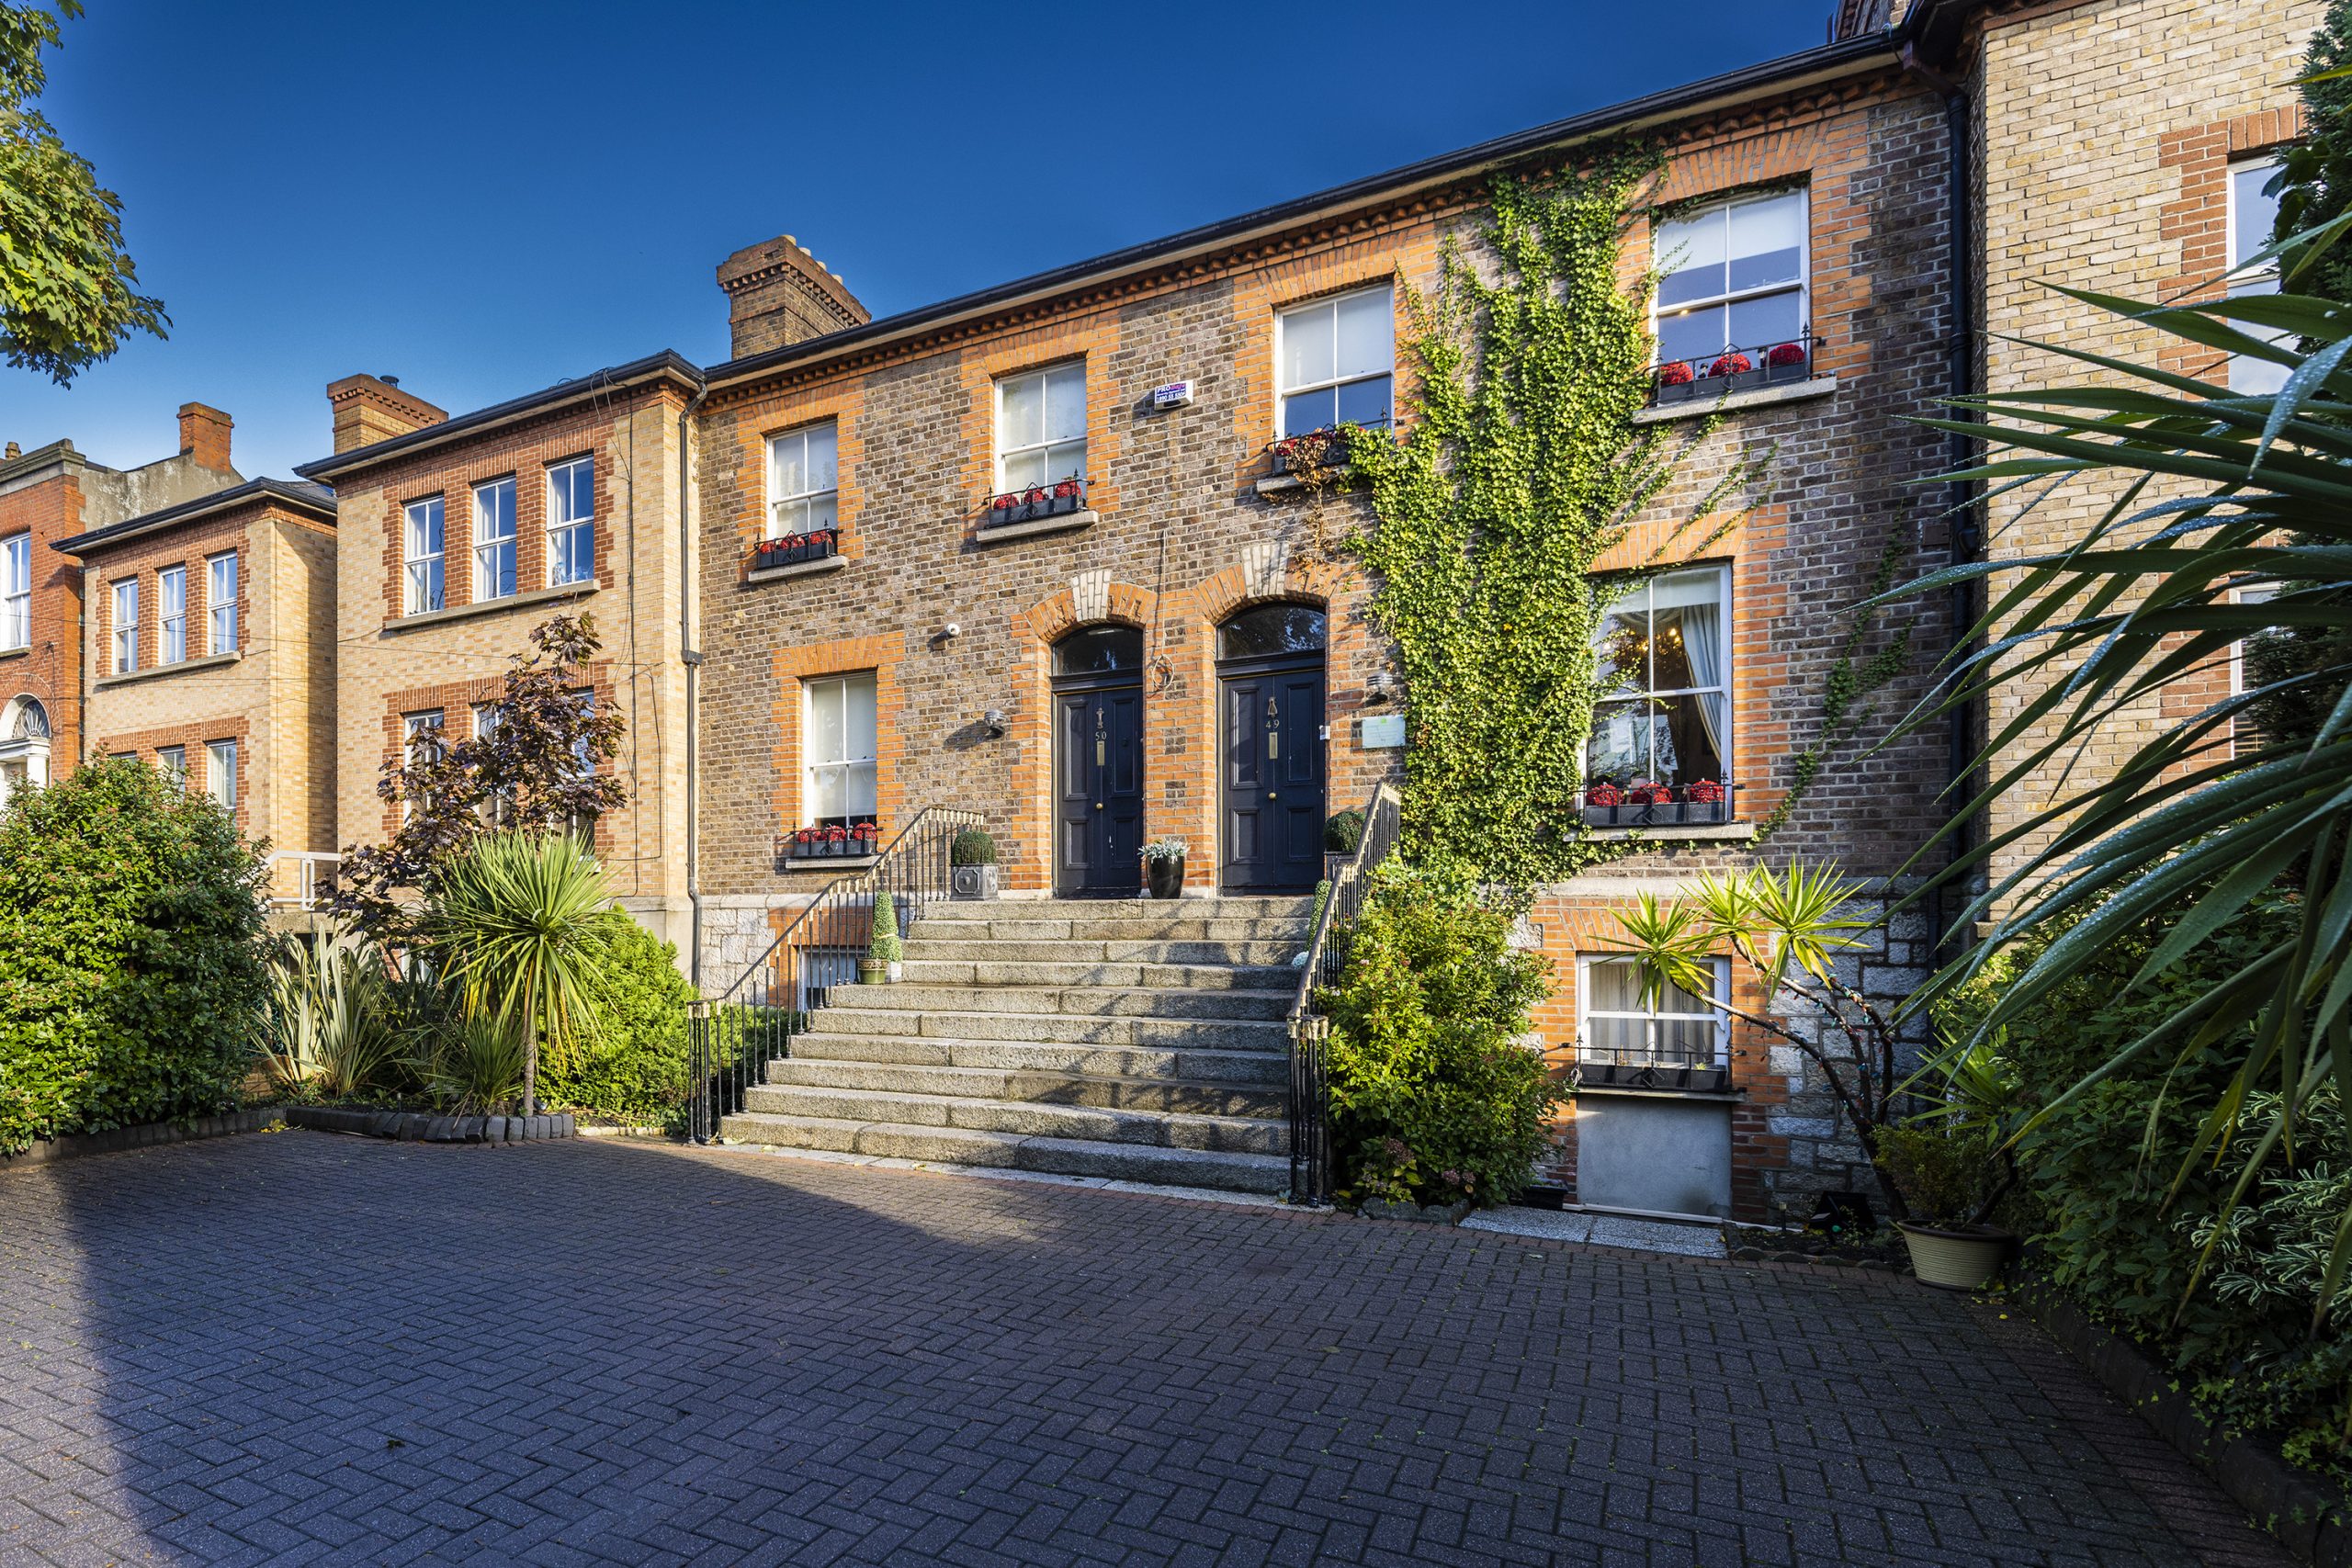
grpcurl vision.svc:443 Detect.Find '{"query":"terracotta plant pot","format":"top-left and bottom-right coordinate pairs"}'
top-left (1145, 854), bottom-right (1185, 899)
top-left (1896, 1220), bottom-right (2012, 1291)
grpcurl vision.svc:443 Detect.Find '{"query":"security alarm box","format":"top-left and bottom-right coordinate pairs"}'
top-left (1151, 380), bottom-right (1195, 410)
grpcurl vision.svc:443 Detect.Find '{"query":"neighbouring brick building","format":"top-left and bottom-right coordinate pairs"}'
top-left (0, 404), bottom-right (243, 807)
top-left (291, 362), bottom-right (704, 953)
top-left (58, 478), bottom-right (340, 906)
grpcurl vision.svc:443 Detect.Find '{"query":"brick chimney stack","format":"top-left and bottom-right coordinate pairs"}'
top-left (716, 235), bottom-right (870, 360)
top-left (328, 374), bottom-right (447, 455)
top-left (178, 402), bottom-right (233, 472)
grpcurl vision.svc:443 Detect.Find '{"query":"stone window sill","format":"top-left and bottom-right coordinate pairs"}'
top-left (1570, 1083), bottom-right (1744, 1103)
top-left (1633, 375), bottom-right (1838, 424)
top-left (1579, 820), bottom-right (1756, 843)
top-left (0, 644), bottom-right (27, 662)
top-left (95, 650), bottom-right (243, 690)
top-left (748, 554), bottom-right (847, 585)
top-left (386, 580), bottom-right (598, 634)
top-left (975, 510), bottom-right (1097, 546)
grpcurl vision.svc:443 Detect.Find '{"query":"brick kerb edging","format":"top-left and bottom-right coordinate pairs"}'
top-left (287, 1106), bottom-right (578, 1144)
top-left (2017, 1277), bottom-right (2352, 1567)
top-left (0, 1108), bottom-right (278, 1170)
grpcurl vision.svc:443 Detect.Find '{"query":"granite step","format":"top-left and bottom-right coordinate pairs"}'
top-left (922, 897), bottom-right (1312, 922)
top-left (714, 1111), bottom-right (1292, 1194)
top-left (842, 984), bottom-right (1291, 1021)
top-left (761, 1055), bottom-right (1288, 1118)
top-left (894, 959), bottom-right (1295, 991)
top-left (905, 917), bottom-right (1310, 944)
top-left (813, 1005), bottom-right (1288, 1049)
top-left (739, 1082), bottom-right (1284, 1154)
top-left (785, 1031), bottom-right (1290, 1084)
top-left (901, 937), bottom-right (1307, 967)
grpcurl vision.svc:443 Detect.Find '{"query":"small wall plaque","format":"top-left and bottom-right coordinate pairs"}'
top-left (1360, 714), bottom-right (1406, 750)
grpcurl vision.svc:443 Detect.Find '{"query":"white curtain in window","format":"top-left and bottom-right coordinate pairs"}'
top-left (1655, 569), bottom-right (1726, 762)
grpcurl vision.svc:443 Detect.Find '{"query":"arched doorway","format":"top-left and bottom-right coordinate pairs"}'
top-left (1051, 625), bottom-right (1145, 897)
top-left (1216, 604), bottom-right (1326, 893)
top-left (0, 695), bottom-right (51, 809)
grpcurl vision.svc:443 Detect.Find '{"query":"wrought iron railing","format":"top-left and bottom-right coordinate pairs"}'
top-left (267, 851), bottom-right (340, 910)
top-left (685, 806), bottom-right (984, 1144)
top-left (1283, 780), bottom-right (1404, 1204)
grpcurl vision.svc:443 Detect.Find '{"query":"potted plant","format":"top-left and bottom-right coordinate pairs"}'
top-left (850, 820), bottom-right (879, 854)
top-left (1878, 1039), bottom-right (2020, 1290)
top-left (864, 890), bottom-right (902, 983)
top-left (1270, 426), bottom-right (1351, 479)
top-left (1630, 782), bottom-right (1682, 826)
top-left (1140, 837), bottom-right (1187, 899)
top-left (1654, 359), bottom-right (1698, 405)
top-left (1704, 350), bottom-right (1769, 395)
top-left (1325, 808), bottom-right (1366, 854)
top-left (1582, 780), bottom-right (1624, 827)
top-left (1763, 341), bottom-right (1811, 384)
top-left (1684, 777), bottom-right (1728, 823)
top-left (950, 827), bottom-right (1000, 899)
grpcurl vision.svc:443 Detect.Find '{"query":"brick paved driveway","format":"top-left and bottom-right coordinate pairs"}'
top-left (0, 1133), bottom-right (2290, 1567)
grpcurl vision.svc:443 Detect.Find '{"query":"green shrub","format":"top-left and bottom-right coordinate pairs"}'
top-left (264, 928), bottom-right (407, 1099)
top-left (425, 1012), bottom-right (527, 1113)
top-left (950, 828), bottom-right (996, 865)
top-left (869, 892), bottom-right (901, 964)
top-left (537, 916), bottom-right (695, 1128)
top-left (0, 758), bottom-right (269, 1152)
top-left (1320, 859), bottom-right (1557, 1207)
top-left (1940, 891), bottom-right (2352, 1483)
top-left (1325, 809), bottom-right (1365, 853)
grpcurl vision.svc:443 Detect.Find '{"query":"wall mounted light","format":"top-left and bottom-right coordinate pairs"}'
top-left (982, 708), bottom-right (1008, 739)
top-left (1363, 672), bottom-right (1393, 705)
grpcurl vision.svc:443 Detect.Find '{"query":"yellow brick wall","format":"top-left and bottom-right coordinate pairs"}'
top-left (1973, 0), bottom-right (2321, 903)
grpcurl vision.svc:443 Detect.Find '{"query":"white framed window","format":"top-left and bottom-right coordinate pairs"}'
top-left (158, 565), bottom-right (187, 665)
top-left (207, 552), bottom-right (238, 654)
top-left (404, 496), bottom-right (446, 615)
top-left (548, 457), bottom-right (595, 587)
top-left (1277, 286), bottom-right (1394, 438)
top-left (1654, 188), bottom-right (1808, 367)
top-left (472, 477), bottom-right (517, 603)
top-left (111, 578), bottom-right (139, 673)
top-left (1577, 954), bottom-right (1731, 1067)
top-left (765, 423), bottom-right (839, 539)
top-left (155, 744), bottom-right (187, 788)
top-left (994, 363), bottom-right (1087, 493)
top-left (401, 709), bottom-right (444, 821)
top-left (206, 739), bottom-right (236, 812)
top-left (802, 671), bottom-right (877, 829)
top-left (470, 702), bottom-right (513, 825)
top-left (1, 534), bottom-right (28, 650)
top-left (1588, 565), bottom-right (1732, 790)
top-left (2228, 156), bottom-right (2289, 396)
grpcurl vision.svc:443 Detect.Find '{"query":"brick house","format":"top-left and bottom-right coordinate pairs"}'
top-left (0, 404), bottom-right (243, 807)
top-left (290, 361), bottom-right (706, 953)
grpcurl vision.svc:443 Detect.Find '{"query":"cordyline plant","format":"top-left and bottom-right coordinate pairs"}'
top-left (328, 614), bottom-right (626, 945)
top-left (1877, 205), bottom-right (2352, 1318)
top-left (1609, 862), bottom-right (1914, 1218)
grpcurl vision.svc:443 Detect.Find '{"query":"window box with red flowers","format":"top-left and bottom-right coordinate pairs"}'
top-left (1580, 780), bottom-right (1734, 828)
top-left (752, 527), bottom-right (840, 573)
top-left (1646, 336), bottom-right (1816, 407)
top-left (1269, 425), bottom-right (1357, 478)
top-left (984, 477), bottom-right (1087, 528)
top-left (784, 819), bottom-right (879, 862)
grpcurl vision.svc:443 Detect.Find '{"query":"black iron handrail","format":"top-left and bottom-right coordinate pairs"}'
top-left (685, 805), bottom-right (984, 1144)
top-left (1283, 780), bottom-right (1404, 1204)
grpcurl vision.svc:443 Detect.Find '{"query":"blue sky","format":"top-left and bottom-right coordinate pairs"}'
top-left (0, 1), bottom-right (1834, 480)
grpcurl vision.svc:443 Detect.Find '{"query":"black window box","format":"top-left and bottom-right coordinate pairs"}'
top-left (784, 833), bottom-right (878, 861)
top-left (752, 532), bottom-right (840, 571)
top-left (1270, 428), bottom-right (1354, 476)
top-left (1576, 1059), bottom-right (1733, 1094)
top-left (1649, 343), bottom-right (1815, 408)
top-left (1580, 796), bottom-right (1730, 829)
top-left (1654, 378), bottom-right (1701, 405)
top-left (985, 483), bottom-right (1087, 527)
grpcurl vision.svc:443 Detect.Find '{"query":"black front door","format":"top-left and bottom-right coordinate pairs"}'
top-left (1221, 662), bottom-right (1326, 892)
top-left (1056, 680), bottom-right (1144, 896)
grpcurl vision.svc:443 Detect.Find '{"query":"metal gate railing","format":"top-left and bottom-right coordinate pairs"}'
top-left (686, 807), bottom-right (983, 1144)
top-left (1284, 781), bottom-right (1402, 1203)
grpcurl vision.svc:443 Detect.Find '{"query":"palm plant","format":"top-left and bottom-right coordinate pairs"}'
top-left (1886, 213), bottom-right (2352, 1313)
top-left (1609, 863), bottom-right (1912, 1215)
top-left (423, 830), bottom-right (615, 1116)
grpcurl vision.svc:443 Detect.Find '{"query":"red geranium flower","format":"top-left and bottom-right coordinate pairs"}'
top-left (1686, 778), bottom-right (1726, 805)
top-left (1657, 360), bottom-right (1695, 387)
top-left (824, 824), bottom-right (847, 843)
top-left (1024, 486), bottom-right (1046, 505)
top-left (1705, 352), bottom-right (1753, 378)
top-left (1585, 783), bottom-right (1623, 807)
top-left (993, 493), bottom-right (1016, 510)
top-left (1765, 342), bottom-right (1807, 368)
top-left (1053, 479), bottom-right (1080, 499)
